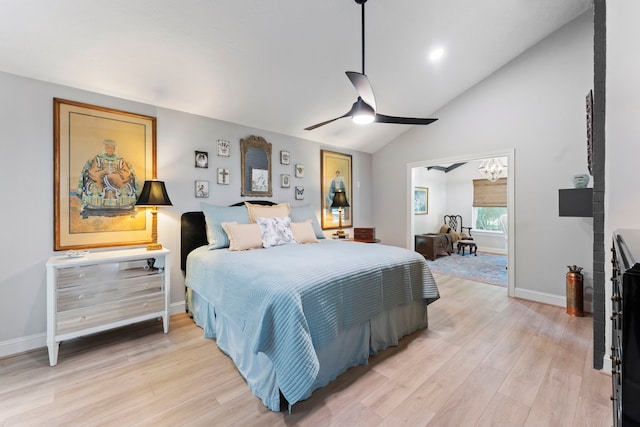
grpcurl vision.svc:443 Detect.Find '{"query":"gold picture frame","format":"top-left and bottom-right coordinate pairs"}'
top-left (54, 98), bottom-right (156, 250)
top-left (321, 149), bottom-right (352, 230)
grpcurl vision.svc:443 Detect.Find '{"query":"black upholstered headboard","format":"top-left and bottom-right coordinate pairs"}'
top-left (180, 200), bottom-right (276, 271)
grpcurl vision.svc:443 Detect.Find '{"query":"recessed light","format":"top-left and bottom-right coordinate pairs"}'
top-left (429, 47), bottom-right (445, 62)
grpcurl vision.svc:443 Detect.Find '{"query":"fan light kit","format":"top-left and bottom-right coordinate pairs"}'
top-left (305, 0), bottom-right (438, 131)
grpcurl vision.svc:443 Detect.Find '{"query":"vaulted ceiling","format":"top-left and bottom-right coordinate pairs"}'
top-left (0, 0), bottom-right (592, 153)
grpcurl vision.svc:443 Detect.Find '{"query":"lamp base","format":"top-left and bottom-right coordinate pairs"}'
top-left (333, 230), bottom-right (347, 239)
top-left (146, 243), bottom-right (163, 251)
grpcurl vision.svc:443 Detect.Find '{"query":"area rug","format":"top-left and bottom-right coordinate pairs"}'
top-left (424, 252), bottom-right (507, 287)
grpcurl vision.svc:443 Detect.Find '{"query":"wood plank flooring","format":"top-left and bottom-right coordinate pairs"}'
top-left (0, 274), bottom-right (612, 426)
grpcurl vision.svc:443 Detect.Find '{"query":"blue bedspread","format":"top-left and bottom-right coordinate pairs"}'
top-left (185, 239), bottom-right (439, 405)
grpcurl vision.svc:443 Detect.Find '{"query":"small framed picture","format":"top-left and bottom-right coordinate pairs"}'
top-left (280, 150), bottom-right (290, 165)
top-left (414, 187), bottom-right (428, 214)
top-left (295, 164), bottom-right (304, 178)
top-left (195, 151), bottom-right (208, 168)
top-left (281, 174), bottom-right (290, 188)
top-left (217, 168), bottom-right (230, 185)
top-left (217, 139), bottom-right (230, 157)
top-left (195, 180), bottom-right (209, 198)
top-left (295, 186), bottom-right (305, 200)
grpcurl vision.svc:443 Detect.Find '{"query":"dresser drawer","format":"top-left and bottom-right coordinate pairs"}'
top-left (56, 259), bottom-right (160, 289)
top-left (57, 275), bottom-right (164, 312)
top-left (56, 293), bottom-right (165, 335)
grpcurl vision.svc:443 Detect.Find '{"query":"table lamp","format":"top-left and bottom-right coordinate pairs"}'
top-left (135, 180), bottom-right (173, 250)
top-left (331, 190), bottom-right (350, 238)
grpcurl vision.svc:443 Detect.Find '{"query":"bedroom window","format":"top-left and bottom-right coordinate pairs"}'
top-left (472, 178), bottom-right (506, 231)
top-left (474, 207), bottom-right (507, 231)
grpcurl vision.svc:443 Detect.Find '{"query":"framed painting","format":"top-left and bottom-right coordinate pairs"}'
top-left (281, 174), bottom-right (290, 188)
top-left (54, 98), bottom-right (156, 250)
top-left (217, 139), bottom-right (230, 157)
top-left (414, 187), bottom-right (428, 215)
top-left (195, 151), bottom-right (208, 168)
top-left (195, 180), bottom-right (209, 198)
top-left (217, 168), bottom-right (230, 185)
top-left (280, 150), bottom-right (290, 165)
top-left (321, 150), bottom-right (352, 230)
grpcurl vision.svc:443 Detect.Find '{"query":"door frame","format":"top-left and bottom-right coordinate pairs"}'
top-left (406, 149), bottom-right (515, 297)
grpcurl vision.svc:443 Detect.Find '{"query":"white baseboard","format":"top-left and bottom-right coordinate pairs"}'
top-left (477, 246), bottom-right (507, 255)
top-left (0, 301), bottom-right (187, 360)
top-left (0, 333), bottom-right (46, 360)
top-left (513, 287), bottom-right (565, 307)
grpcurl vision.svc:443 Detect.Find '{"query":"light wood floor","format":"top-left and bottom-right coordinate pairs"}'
top-left (0, 274), bottom-right (612, 426)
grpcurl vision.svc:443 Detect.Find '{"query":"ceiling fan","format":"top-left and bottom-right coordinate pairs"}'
top-left (304, 0), bottom-right (438, 131)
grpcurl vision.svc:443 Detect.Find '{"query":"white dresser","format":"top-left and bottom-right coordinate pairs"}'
top-left (46, 248), bottom-right (170, 366)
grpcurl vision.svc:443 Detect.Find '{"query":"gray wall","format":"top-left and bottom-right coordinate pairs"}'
top-left (0, 72), bottom-right (373, 356)
top-left (373, 11), bottom-right (594, 307)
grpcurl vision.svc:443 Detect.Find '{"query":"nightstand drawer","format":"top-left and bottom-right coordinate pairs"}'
top-left (56, 260), bottom-right (160, 289)
top-left (57, 275), bottom-right (164, 311)
top-left (56, 293), bottom-right (165, 335)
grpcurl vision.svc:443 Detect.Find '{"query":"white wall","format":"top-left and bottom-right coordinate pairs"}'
top-left (412, 167), bottom-right (447, 235)
top-left (373, 10), bottom-right (594, 306)
top-left (0, 71), bottom-right (373, 356)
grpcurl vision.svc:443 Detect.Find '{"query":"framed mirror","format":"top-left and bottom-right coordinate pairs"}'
top-left (240, 135), bottom-right (272, 197)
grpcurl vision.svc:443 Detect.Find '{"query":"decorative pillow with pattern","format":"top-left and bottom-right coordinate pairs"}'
top-left (255, 216), bottom-right (297, 248)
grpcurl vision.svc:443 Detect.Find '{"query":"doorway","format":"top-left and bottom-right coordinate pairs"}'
top-left (407, 150), bottom-right (515, 297)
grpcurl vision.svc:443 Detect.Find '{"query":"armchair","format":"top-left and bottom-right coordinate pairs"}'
top-left (440, 215), bottom-right (473, 250)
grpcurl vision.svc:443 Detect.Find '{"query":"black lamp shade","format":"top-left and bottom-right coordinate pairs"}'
top-left (331, 190), bottom-right (350, 208)
top-left (136, 180), bottom-right (173, 206)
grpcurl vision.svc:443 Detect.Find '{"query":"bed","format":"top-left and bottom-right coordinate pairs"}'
top-left (181, 201), bottom-right (439, 412)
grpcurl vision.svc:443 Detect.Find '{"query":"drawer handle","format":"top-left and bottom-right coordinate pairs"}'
top-left (78, 293), bottom-right (85, 300)
top-left (80, 315), bottom-right (86, 322)
top-left (144, 302), bottom-right (149, 308)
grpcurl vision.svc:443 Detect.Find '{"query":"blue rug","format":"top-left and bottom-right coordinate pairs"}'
top-left (424, 252), bottom-right (507, 287)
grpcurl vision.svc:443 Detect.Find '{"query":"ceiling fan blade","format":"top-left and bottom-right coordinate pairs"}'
top-left (374, 113), bottom-right (438, 126)
top-left (304, 113), bottom-right (350, 130)
top-left (346, 71), bottom-right (376, 111)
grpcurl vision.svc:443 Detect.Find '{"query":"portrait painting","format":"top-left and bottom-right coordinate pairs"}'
top-left (195, 151), bottom-right (208, 168)
top-left (320, 150), bottom-right (352, 230)
top-left (54, 98), bottom-right (156, 250)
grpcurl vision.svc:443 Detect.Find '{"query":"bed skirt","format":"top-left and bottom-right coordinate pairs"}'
top-left (187, 288), bottom-right (428, 412)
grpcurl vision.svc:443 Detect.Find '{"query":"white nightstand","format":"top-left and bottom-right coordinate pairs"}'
top-left (46, 247), bottom-right (170, 366)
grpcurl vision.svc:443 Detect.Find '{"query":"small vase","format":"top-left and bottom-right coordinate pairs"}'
top-left (571, 174), bottom-right (590, 189)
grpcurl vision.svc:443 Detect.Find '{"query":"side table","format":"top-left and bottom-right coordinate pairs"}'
top-left (415, 234), bottom-right (452, 261)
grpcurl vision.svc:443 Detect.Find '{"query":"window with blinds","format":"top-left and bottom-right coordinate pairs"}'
top-left (473, 178), bottom-right (507, 207)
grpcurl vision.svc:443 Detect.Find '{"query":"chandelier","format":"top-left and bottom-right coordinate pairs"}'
top-left (478, 158), bottom-right (503, 182)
